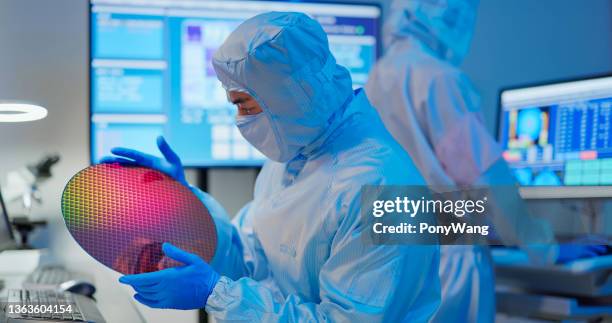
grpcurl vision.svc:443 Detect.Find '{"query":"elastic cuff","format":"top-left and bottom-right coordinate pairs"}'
top-left (205, 276), bottom-right (235, 312)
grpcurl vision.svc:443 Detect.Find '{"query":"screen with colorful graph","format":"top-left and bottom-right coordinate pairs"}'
top-left (499, 75), bottom-right (612, 187)
top-left (61, 163), bottom-right (217, 274)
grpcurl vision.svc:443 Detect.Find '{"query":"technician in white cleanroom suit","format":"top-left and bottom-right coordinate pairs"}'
top-left (365, 0), bottom-right (607, 322)
top-left (106, 12), bottom-right (440, 322)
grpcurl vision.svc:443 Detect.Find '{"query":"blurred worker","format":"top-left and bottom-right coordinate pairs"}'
top-left (104, 12), bottom-right (440, 322)
top-left (365, 0), bottom-right (608, 322)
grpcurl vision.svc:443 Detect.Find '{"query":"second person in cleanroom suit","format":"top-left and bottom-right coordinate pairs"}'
top-left (105, 12), bottom-right (441, 322)
top-left (365, 0), bottom-right (608, 322)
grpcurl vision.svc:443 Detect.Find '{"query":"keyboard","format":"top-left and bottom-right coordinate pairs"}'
top-left (25, 266), bottom-right (72, 285)
top-left (7, 289), bottom-right (85, 321)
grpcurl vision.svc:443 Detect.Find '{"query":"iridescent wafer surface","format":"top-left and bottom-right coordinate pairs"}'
top-left (61, 163), bottom-right (217, 274)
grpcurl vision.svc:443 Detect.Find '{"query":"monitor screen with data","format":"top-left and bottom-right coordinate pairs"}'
top-left (90, 0), bottom-right (381, 167)
top-left (499, 75), bottom-right (612, 189)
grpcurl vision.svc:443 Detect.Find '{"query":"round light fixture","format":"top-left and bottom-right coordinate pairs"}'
top-left (0, 102), bottom-right (48, 123)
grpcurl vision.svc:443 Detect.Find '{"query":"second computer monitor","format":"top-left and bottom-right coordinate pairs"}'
top-left (499, 75), bottom-right (612, 197)
top-left (90, 0), bottom-right (381, 167)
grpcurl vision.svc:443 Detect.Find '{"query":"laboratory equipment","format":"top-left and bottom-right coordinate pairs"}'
top-left (493, 248), bottom-right (612, 321)
top-left (2, 154), bottom-right (60, 213)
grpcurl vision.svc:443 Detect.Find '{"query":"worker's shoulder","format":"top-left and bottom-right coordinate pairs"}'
top-left (411, 56), bottom-right (466, 84)
top-left (330, 132), bottom-right (418, 187)
top-left (379, 47), bottom-right (466, 84)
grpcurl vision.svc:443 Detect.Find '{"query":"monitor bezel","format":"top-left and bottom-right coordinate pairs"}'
top-left (0, 188), bottom-right (16, 248)
top-left (87, 0), bottom-right (383, 169)
top-left (496, 72), bottom-right (612, 199)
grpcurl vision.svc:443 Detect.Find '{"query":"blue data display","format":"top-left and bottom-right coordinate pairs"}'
top-left (93, 123), bottom-right (164, 160)
top-left (500, 77), bottom-right (612, 186)
top-left (90, 0), bottom-right (381, 167)
top-left (92, 13), bottom-right (164, 59)
top-left (93, 68), bottom-right (164, 113)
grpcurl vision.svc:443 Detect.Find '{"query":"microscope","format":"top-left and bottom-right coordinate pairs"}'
top-left (1, 154), bottom-right (60, 248)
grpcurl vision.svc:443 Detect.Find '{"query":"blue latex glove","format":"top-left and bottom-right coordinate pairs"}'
top-left (557, 236), bottom-right (609, 264)
top-left (119, 243), bottom-right (220, 309)
top-left (100, 136), bottom-right (187, 186)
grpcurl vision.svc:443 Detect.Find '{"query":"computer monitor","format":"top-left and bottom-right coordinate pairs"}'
top-left (499, 75), bottom-right (612, 198)
top-left (89, 0), bottom-right (382, 167)
top-left (0, 188), bottom-right (16, 250)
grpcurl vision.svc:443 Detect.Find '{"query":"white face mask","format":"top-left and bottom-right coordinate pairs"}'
top-left (235, 112), bottom-right (291, 162)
